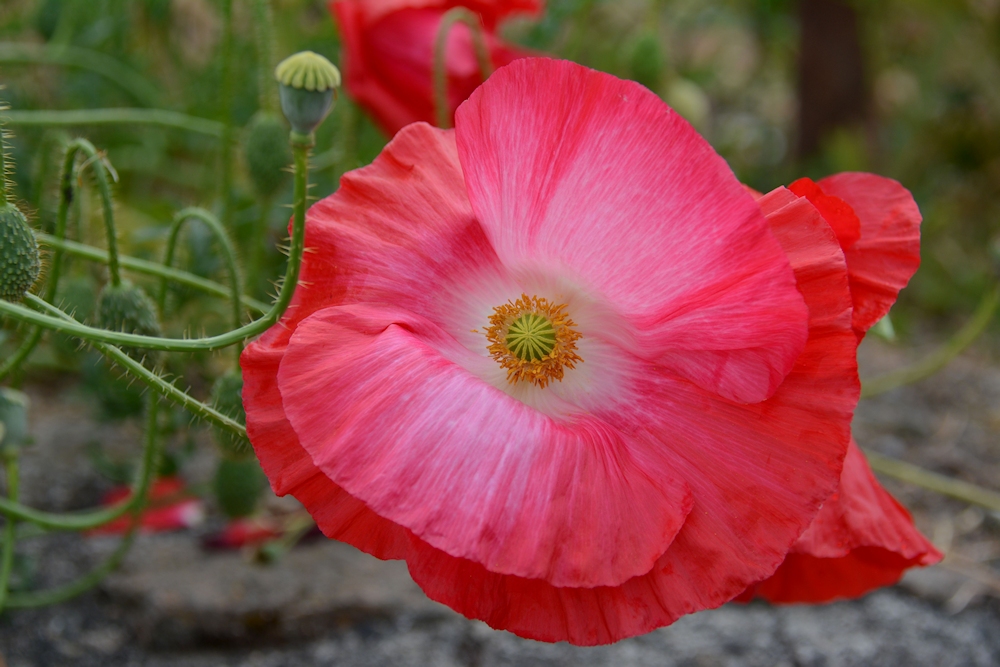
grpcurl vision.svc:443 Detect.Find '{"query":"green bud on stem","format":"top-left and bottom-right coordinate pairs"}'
top-left (275, 51), bottom-right (340, 135)
top-left (0, 204), bottom-right (41, 302)
top-left (96, 280), bottom-right (162, 366)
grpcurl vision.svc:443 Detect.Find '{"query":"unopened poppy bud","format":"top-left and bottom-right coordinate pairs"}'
top-left (213, 457), bottom-right (267, 519)
top-left (0, 387), bottom-right (30, 452)
top-left (275, 51), bottom-right (340, 135)
top-left (96, 280), bottom-right (162, 366)
top-left (210, 369), bottom-right (253, 458)
top-left (244, 111), bottom-right (291, 198)
top-left (0, 203), bottom-right (41, 302)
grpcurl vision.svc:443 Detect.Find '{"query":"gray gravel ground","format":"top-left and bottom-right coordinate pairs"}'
top-left (2, 335), bottom-right (1000, 666)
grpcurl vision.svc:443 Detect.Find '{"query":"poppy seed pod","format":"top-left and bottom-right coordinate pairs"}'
top-left (0, 203), bottom-right (41, 302)
top-left (213, 457), bottom-right (267, 519)
top-left (210, 369), bottom-right (253, 459)
top-left (275, 51), bottom-right (340, 136)
top-left (96, 280), bottom-right (162, 366)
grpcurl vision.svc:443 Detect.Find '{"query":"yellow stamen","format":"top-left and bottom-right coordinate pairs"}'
top-left (485, 294), bottom-right (582, 388)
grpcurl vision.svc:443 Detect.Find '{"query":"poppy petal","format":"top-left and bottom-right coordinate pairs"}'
top-left (744, 440), bottom-right (942, 603)
top-left (276, 303), bottom-right (693, 588)
top-left (818, 173), bottom-right (922, 336)
top-left (456, 58), bottom-right (808, 404)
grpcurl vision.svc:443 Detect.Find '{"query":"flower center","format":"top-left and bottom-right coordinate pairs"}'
top-left (485, 294), bottom-right (583, 388)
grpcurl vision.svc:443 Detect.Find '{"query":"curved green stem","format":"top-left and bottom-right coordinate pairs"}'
top-left (5, 526), bottom-right (137, 608)
top-left (252, 0), bottom-right (277, 113)
top-left (0, 138), bottom-right (312, 353)
top-left (861, 285), bottom-right (1000, 398)
top-left (5, 398), bottom-right (159, 607)
top-left (0, 43), bottom-right (160, 108)
top-left (36, 234), bottom-right (268, 314)
top-left (25, 295), bottom-right (246, 438)
top-left (66, 138), bottom-right (121, 286)
top-left (0, 453), bottom-right (20, 613)
top-left (2, 109), bottom-right (224, 137)
top-left (158, 208), bottom-right (244, 363)
top-left (433, 8), bottom-right (493, 129)
top-left (0, 391), bottom-right (161, 532)
top-left (863, 448), bottom-right (1000, 512)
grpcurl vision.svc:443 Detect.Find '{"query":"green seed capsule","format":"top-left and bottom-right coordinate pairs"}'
top-left (96, 280), bottom-right (162, 365)
top-left (214, 457), bottom-right (266, 519)
top-left (0, 203), bottom-right (41, 302)
top-left (275, 51), bottom-right (340, 135)
top-left (210, 369), bottom-right (253, 458)
top-left (244, 112), bottom-right (291, 198)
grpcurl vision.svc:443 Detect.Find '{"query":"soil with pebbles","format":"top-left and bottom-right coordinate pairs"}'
top-left (1, 335), bottom-right (1000, 667)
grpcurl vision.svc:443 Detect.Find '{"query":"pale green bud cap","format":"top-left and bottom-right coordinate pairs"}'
top-left (275, 51), bottom-right (340, 135)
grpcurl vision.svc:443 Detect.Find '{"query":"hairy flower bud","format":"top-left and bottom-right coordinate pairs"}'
top-left (0, 203), bottom-right (41, 302)
top-left (210, 369), bottom-right (252, 458)
top-left (243, 111), bottom-right (291, 198)
top-left (275, 51), bottom-right (340, 135)
top-left (96, 280), bottom-right (162, 366)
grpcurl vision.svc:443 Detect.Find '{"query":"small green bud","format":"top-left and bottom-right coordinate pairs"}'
top-left (214, 457), bottom-right (266, 519)
top-left (275, 51), bottom-right (340, 135)
top-left (0, 387), bottom-right (30, 452)
top-left (0, 203), bottom-right (41, 302)
top-left (210, 369), bottom-right (252, 458)
top-left (243, 112), bottom-right (291, 198)
top-left (96, 280), bottom-right (162, 365)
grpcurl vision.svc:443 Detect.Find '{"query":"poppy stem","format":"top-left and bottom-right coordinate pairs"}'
top-left (0, 451), bottom-right (20, 613)
top-left (0, 137), bottom-right (311, 352)
top-left (433, 8), bottom-right (494, 129)
top-left (252, 0), bottom-right (278, 114)
top-left (158, 207), bottom-right (245, 364)
top-left (861, 284), bottom-right (1000, 398)
top-left (863, 448), bottom-right (1000, 513)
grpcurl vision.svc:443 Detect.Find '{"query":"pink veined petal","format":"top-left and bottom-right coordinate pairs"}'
top-left (817, 173), bottom-right (922, 336)
top-left (405, 187), bottom-right (859, 645)
top-left (276, 303), bottom-right (693, 588)
top-left (455, 58), bottom-right (808, 404)
top-left (741, 439), bottom-right (942, 603)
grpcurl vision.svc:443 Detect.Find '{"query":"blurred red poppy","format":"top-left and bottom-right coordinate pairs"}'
top-left (329, 0), bottom-right (542, 135)
top-left (89, 476), bottom-right (204, 535)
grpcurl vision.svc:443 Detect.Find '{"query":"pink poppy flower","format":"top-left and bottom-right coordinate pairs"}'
top-left (330, 0), bottom-right (542, 135)
top-left (738, 175), bottom-right (940, 603)
top-left (241, 57), bottom-right (861, 644)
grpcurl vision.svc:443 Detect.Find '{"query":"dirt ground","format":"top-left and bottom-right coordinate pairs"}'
top-left (1, 334), bottom-right (999, 666)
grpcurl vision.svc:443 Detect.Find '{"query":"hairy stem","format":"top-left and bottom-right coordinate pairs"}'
top-left (158, 208), bottom-right (244, 363)
top-left (0, 391), bottom-right (161, 532)
top-left (252, 0), bottom-right (277, 113)
top-left (36, 233), bottom-right (268, 314)
top-left (433, 8), bottom-right (493, 129)
top-left (0, 137), bottom-right (312, 352)
top-left (0, 453), bottom-right (20, 613)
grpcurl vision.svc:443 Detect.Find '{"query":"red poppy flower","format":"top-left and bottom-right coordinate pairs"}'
top-left (330, 0), bottom-right (542, 135)
top-left (241, 58), bottom-right (860, 644)
top-left (738, 175), bottom-right (940, 603)
top-left (90, 477), bottom-right (204, 535)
